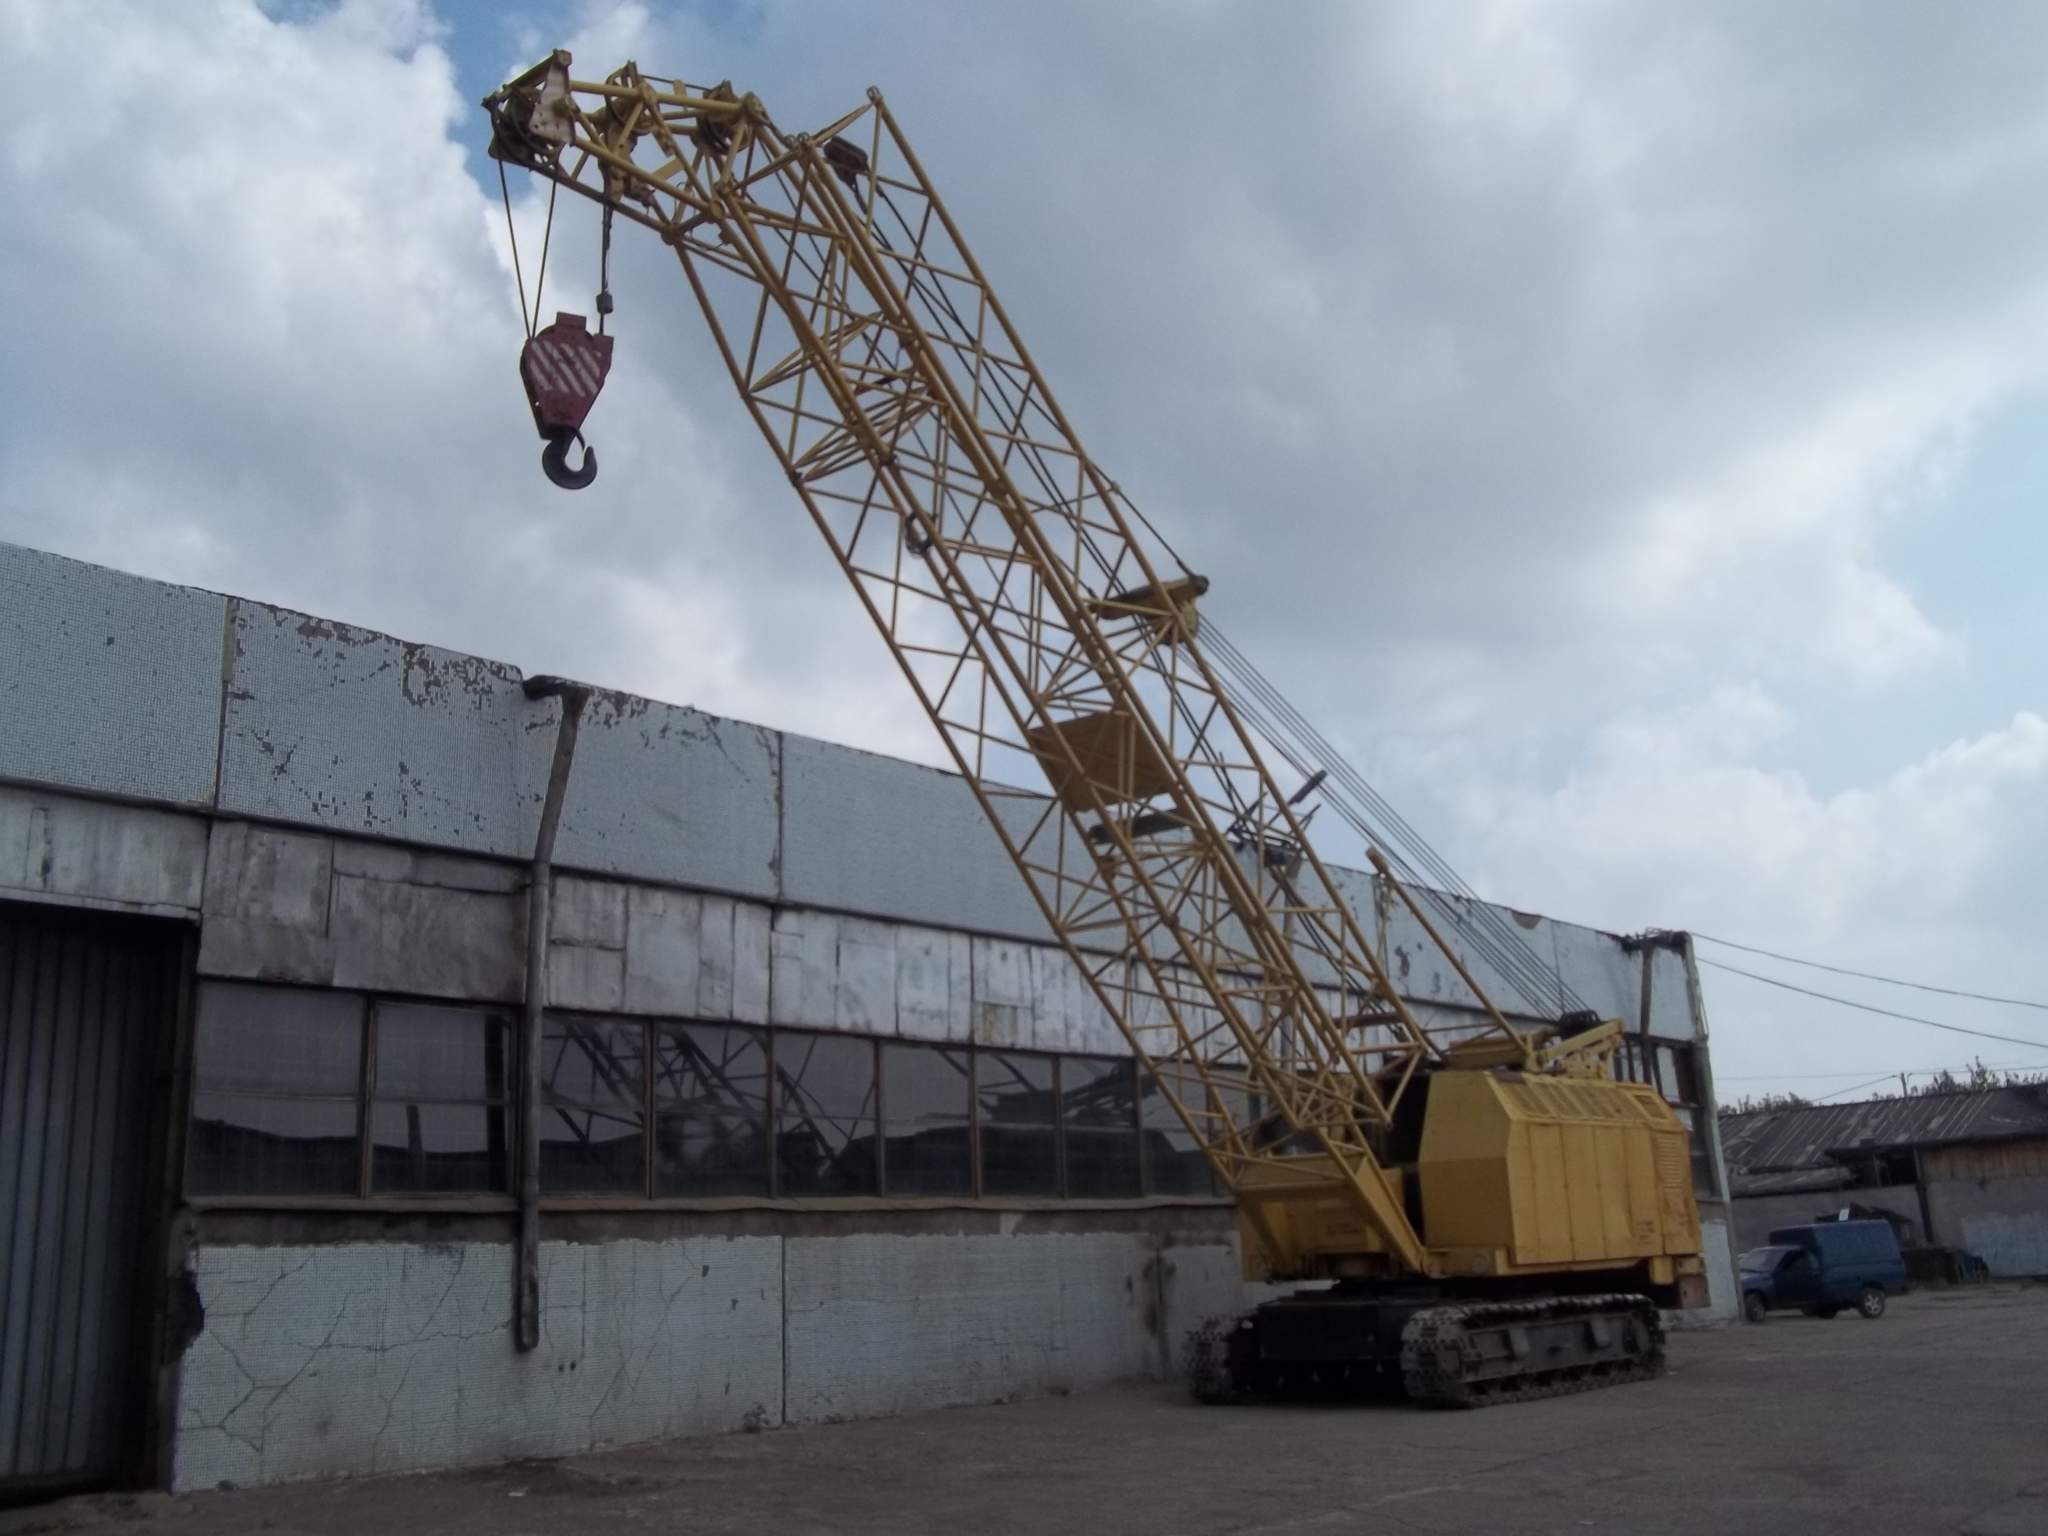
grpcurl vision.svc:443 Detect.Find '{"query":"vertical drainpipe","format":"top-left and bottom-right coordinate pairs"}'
top-left (517, 675), bottom-right (590, 1353)
top-left (1676, 932), bottom-right (1732, 1204)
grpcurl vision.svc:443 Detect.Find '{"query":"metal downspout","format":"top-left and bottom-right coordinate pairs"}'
top-left (1675, 933), bottom-right (1732, 1203)
top-left (518, 675), bottom-right (590, 1353)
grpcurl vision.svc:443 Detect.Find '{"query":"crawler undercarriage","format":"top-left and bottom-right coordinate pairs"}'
top-left (1188, 1289), bottom-right (1666, 1409)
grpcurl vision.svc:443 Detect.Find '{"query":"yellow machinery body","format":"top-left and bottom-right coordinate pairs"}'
top-left (1241, 1063), bottom-right (1707, 1306)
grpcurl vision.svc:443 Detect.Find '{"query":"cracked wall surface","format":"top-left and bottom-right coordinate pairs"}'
top-left (781, 1232), bottom-right (1242, 1423)
top-left (172, 1231), bottom-right (1243, 1490)
top-left (173, 1238), bottom-right (783, 1491)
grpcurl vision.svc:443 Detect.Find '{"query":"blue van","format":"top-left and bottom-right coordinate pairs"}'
top-left (1739, 1220), bottom-right (1908, 1322)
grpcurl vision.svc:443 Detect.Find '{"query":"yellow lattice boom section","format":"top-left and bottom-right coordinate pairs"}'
top-left (485, 51), bottom-right (1544, 1276)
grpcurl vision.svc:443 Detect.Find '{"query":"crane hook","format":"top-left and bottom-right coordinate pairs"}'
top-left (541, 430), bottom-right (598, 491)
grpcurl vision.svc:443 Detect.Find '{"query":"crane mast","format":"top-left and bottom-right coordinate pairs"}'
top-left (483, 52), bottom-right (1543, 1277)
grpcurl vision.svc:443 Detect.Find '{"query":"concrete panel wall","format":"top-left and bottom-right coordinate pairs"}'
top-left (174, 1227), bottom-right (1251, 1489)
top-left (551, 695), bottom-right (780, 900)
top-left (173, 1238), bottom-right (783, 1491)
top-left (1929, 1175), bottom-right (2048, 1276)
top-left (8, 549), bottom-right (1703, 1048)
top-left (778, 733), bottom-right (1046, 940)
top-left (0, 544), bottom-right (226, 807)
top-left (218, 600), bottom-right (550, 858)
top-left (0, 785), bottom-right (208, 917)
top-left (783, 1233), bottom-right (1159, 1422)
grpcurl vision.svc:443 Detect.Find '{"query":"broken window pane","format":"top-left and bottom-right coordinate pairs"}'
top-left (978, 1052), bottom-right (1057, 1197)
top-left (1139, 1074), bottom-right (1211, 1197)
top-left (774, 1031), bottom-right (877, 1196)
top-left (654, 1022), bottom-right (770, 1197)
top-left (881, 1043), bottom-right (971, 1196)
top-left (541, 1016), bottom-right (645, 1194)
top-left (1063, 1057), bottom-right (1139, 1197)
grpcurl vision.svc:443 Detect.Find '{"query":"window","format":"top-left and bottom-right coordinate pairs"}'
top-left (654, 1022), bottom-right (770, 1196)
top-left (775, 1031), bottom-right (878, 1195)
top-left (369, 1003), bottom-right (512, 1194)
top-left (187, 984), bottom-right (363, 1196)
top-left (1063, 1056), bottom-right (1140, 1197)
top-left (184, 982), bottom-right (1226, 1209)
top-left (541, 1016), bottom-right (646, 1194)
top-left (978, 1051), bottom-right (1058, 1197)
top-left (881, 1044), bottom-right (973, 1196)
top-left (1139, 1073), bottom-right (1214, 1197)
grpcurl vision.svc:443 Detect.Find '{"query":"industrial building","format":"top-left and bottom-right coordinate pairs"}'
top-left (0, 541), bottom-right (1739, 1498)
top-left (1721, 1088), bottom-right (2048, 1275)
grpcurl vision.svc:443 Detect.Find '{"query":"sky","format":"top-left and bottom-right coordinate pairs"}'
top-left (2, 0), bottom-right (2045, 1099)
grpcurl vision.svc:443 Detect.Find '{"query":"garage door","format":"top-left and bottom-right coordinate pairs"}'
top-left (0, 902), bottom-right (181, 1497)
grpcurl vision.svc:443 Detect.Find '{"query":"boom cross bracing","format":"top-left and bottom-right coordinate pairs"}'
top-left (482, 51), bottom-right (1707, 1405)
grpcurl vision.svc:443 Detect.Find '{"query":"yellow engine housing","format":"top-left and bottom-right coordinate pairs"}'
top-left (1240, 1066), bottom-right (1707, 1301)
top-left (1420, 1069), bottom-right (1701, 1283)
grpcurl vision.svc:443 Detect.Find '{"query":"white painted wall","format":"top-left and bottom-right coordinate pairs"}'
top-left (173, 1230), bottom-right (1247, 1490)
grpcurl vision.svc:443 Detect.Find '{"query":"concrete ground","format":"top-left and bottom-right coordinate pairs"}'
top-left (9, 1285), bottom-right (2046, 1536)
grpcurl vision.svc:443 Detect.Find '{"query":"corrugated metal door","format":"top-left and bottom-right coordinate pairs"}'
top-left (0, 902), bottom-right (178, 1496)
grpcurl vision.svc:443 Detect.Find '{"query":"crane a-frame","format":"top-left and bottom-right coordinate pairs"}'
top-left (484, 51), bottom-right (1707, 1405)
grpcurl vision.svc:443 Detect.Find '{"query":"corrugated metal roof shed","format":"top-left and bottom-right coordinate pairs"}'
top-left (1721, 1086), bottom-right (2048, 1182)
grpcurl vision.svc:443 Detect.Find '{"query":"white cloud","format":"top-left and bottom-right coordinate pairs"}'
top-left (1460, 694), bottom-right (2048, 1081)
top-left (3, 0), bottom-right (2046, 1089)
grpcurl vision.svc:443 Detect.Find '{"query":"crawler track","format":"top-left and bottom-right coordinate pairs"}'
top-left (1398, 1294), bottom-right (1665, 1408)
top-left (1188, 1293), bottom-right (1666, 1408)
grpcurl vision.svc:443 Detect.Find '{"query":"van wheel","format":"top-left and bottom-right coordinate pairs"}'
top-left (1856, 1287), bottom-right (1886, 1319)
top-left (1743, 1291), bottom-right (1769, 1324)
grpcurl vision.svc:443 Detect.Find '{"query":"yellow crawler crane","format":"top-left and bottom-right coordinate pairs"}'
top-left (482, 52), bottom-right (1708, 1407)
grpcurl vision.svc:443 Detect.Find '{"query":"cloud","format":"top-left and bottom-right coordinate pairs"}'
top-left (3, 0), bottom-right (2046, 1086)
top-left (1462, 693), bottom-right (2048, 1082)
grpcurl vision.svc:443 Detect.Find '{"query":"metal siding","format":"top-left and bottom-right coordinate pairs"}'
top-left (0, 903), bottom-right (168, 1493)
top-left (0, 544), bottom-right (226, 807)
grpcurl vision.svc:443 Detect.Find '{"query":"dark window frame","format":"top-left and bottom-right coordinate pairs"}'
top-left (771, 1028), bottom-right (881, 1198)
top-left (183, 981), bottom-right (1232, 1210)
top-left (652, 1018), bottom-right (773, 1198)
top-left (537, 1012), bottom-right (651, 1196)
top-left (186, 981), bottom-right (369, 1199)
top-left (877, 1039), bottom-right (975, 1199)
top-left (365, 999), bottom-right (514, 1196)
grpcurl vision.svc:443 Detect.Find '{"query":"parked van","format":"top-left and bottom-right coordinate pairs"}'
top-left (1739, 1220), bottom-right (1908, 1322)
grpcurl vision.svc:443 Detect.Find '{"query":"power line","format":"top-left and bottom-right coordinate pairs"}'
top-left (1698, 958), bottom-right (2048, 1051)
top-left (1719, 1057), bottom-right (2048, 1082)
top-left (1694, 933), bottom-right (2048, 1012)
top-left (1812, 1073), bottom-right (1905, 1103)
